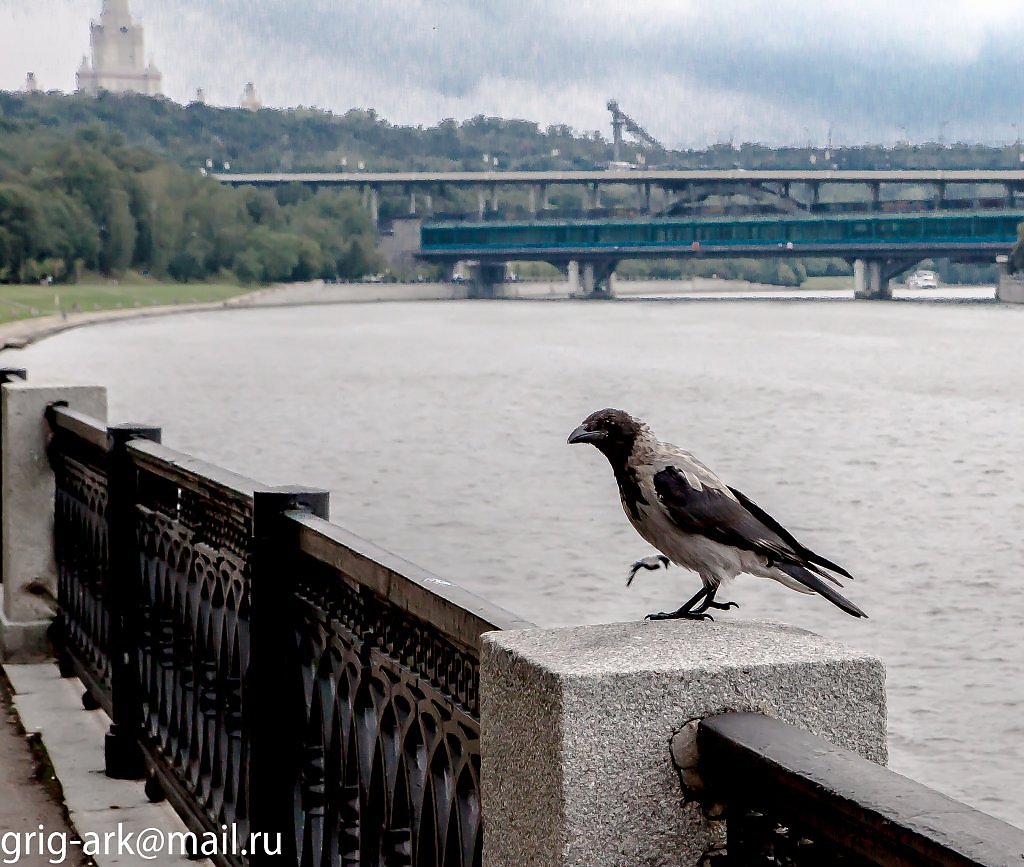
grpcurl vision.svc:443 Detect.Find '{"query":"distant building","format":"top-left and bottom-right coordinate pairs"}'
top-left (192, 88), bottom-right (206, 105)
top-left (23, 72), bottom-right (39, 92)
top-left (77, 0), bottom-right (162, 97)
top-left (239, 82), bottom-right (262, 111)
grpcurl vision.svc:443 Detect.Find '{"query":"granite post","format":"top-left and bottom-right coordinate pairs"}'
top-left (480, 619), bottom-right (886, 867)
top-left (0, 382), bottom-right (107, 661)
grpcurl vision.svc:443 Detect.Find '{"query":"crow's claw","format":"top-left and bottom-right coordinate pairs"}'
top-left (626, 554), bottom-right (670, 587)
top-left (645, 610), bottom-right (714, 622)
top-left (706, 600), bottom-right (739, 611)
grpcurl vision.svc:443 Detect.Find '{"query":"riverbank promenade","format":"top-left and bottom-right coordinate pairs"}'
top-left (1, 370), bottom-right (1023, 865)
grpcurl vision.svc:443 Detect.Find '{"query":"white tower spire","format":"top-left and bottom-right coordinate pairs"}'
top-left (100, 0), bottom-right (132, 25)
top-left (76, 1), bottom-right (162, 97)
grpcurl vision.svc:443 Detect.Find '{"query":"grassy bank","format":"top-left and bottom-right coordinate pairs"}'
top-left (800, 275), bottom-right (854, 290)
top-left (0, 279), bottom-right (247, 326)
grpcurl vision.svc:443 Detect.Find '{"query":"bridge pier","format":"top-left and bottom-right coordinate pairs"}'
top-left (468, 262), bottom-right (509, 299)
top-left (853, 260), bottom-right (890, 299)
top-left (641, 183), bottom-right (652, 214)
top-left (853, 257), bottom-right (919, 300)
top-left (579, 261), bottom-right (616, 299)
top-left (529, 185), bottom-right (538, 218)
top-left (566, 260), bottom-right (580, 294)
top-left (369, 187), bottom-right (379, 229)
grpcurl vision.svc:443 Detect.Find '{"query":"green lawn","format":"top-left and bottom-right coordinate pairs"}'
top-left (0, 279), bottom-right (248, 326)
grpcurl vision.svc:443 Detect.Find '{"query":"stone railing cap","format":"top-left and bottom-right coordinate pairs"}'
top-left (482, 618), bottom-right (879, 678)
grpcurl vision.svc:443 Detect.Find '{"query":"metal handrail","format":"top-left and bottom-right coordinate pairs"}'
top-left (287, 510), bottom-right (533, 652)
top-left (126, 438), bottom-right (261, 503)
top-left (698, 713), bottom-right (1024, 866)
top-left (45, 403), bottom-right (110, 453)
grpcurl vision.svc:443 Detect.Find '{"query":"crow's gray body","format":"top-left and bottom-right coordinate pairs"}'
top-left (568, 408), bottom-right (865, 618)
top-left (626, 437), bottom-right (814, 594)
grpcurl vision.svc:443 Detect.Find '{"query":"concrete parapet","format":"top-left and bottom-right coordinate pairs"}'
top-left (1, 382), bottom-right (107, 661)
top-left (480, 619), bottom-right (886, 867)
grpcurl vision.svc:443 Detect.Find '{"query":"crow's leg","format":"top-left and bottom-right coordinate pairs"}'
top-left (627, 554), bottom-right (670, 587)
top-left (645, 586), bottom-right (714, 621)
top-left (693, 585), bottom-right (739, 613)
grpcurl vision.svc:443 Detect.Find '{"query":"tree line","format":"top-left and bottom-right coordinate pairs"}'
top-left (1, 89), bottom-right (1018, 284)
top-left (7, 90), bottom-right (1024, 176)
top-left (0, 118), bottom-right (380, 285)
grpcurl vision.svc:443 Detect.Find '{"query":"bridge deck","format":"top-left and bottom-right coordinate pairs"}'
top-left (419, 209), bottom-right (1024, 262)
top-left (216, 169), bottom-right (1024, 186)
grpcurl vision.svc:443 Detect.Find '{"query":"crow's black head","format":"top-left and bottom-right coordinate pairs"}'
top-left (568, 408), bottom-right (645, 463)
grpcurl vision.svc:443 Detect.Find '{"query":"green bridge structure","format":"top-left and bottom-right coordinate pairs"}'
top-left (418, 209), bottom-right (1024, 299)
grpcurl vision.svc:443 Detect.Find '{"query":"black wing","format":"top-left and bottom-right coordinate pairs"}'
top-left (652, 467), bottom-right (865, 618)
top-left (728, 487), bottom-right (853, 580)
top-left (652, 469), bottom-right (854, 579)
top-left (652, 467), bottom-right (802, 563)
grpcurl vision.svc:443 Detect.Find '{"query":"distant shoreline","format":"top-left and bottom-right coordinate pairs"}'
top-left (0, 277), bottom-right (1000, 356)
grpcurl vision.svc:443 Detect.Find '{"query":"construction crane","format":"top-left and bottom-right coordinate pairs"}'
top-left (607, 99), bottom-right (665, 163)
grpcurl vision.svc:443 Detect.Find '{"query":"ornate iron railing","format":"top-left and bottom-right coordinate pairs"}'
top-left (698, 713), bottom-right (1024, 866)
top-left (45, 403), bottom-right (531, 867)
top-left (46, 404), bottom-right (114, 711)
top-left (282, 511), bottom-right (525, 867)
top-left (130, 437), bottom-right (258, 860)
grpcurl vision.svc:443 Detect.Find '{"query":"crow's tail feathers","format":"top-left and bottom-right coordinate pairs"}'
top-left (776, 563), bottom-right (868, 618)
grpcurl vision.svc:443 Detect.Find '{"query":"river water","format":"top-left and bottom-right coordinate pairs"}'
top-left (8, 294), bottom-right (1024, 828)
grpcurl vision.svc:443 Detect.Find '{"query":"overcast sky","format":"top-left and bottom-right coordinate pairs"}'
top-left (3, 0), bottom-right (1024, 148)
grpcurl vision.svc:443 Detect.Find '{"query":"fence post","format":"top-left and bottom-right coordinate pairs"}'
top-left (480, 620), bottom-right (886, 867)
top-left (1, 381), bottom-right (107, 662)
top-left (103, 423), bottom-right (161, 779)
top-left (0, 368), bottom-right (27, 588)
top-left (250, 487), bottom-right (330, 865)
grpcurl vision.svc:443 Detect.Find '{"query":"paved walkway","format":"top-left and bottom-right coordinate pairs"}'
top-left (3, 664), bottom-right (202, 867)
top-left (0, 674), bottom-right (86, 866)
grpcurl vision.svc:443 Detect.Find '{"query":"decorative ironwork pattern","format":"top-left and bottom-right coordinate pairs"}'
top-left (724, 807), bottom-right (875, 866)
top-left (49, 436), bottom-right (112, 704)
top-left (46, 417), bottom-right (519, 867)
top-left (134, 467), bottom-right (251, 847)
top-left (290, 553), bottom-right (482, 867)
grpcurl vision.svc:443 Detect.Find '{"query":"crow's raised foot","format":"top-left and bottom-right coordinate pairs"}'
top-left (627, 554), bottom-right (670, 587)
top-left (705, 600), bottom-right (739, 611)
top-left (645, 610), bottom-right (714, 622)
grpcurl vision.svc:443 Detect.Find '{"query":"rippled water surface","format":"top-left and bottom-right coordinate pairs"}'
top-left (10, 297), bottom-right (1024, 827)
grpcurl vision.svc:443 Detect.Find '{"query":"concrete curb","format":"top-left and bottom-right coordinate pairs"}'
top-left (3, 661), bottom-right (205, 867)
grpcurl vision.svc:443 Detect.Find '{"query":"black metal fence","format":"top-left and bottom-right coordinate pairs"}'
top-left (698, 713), bottom-right (1024, 867)
top-left (42, 395), bottom-right (1024, 867)
top-left (45, 402), bottom-right (532, 867)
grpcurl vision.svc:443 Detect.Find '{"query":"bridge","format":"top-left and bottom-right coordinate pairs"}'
top-left (418, 209), bottom-right (1024, 298)
top-left (214, 169), bottom-right (1024, 224)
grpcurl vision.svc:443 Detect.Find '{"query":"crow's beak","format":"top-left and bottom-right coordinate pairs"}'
top-left (568, 425), bottom-right (606, 445)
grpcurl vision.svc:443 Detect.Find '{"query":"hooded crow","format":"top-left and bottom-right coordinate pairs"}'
top-left (568, 408), bottom-right (866, 620)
